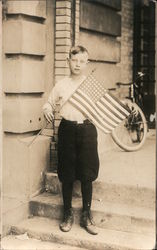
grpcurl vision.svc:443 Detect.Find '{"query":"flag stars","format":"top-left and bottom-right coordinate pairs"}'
top-left (80, 74), bottom-right (107, 102)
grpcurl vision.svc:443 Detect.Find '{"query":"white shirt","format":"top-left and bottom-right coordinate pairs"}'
top-left (43, 76), bottom-right (87, 122)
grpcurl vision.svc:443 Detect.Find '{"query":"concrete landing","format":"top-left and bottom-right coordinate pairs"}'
top-left (98, 130), bottom-right (156, 189)
top-left (10, 216), bottom-right (155, 250)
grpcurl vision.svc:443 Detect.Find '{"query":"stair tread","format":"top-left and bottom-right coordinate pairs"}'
top-left (31, 192), bottom-right (155, 220)
top-left (45, 172), bottom-right (155, 190)
top-left (1, 235), bottom-right (87, 250)
top-left (45, 172), bottom-right (155, 209)
top-left (11, 216), bottom-right (155, 250)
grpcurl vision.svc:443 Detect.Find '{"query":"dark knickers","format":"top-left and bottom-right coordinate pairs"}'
top-left (57, 118), bottom-right (99, 182)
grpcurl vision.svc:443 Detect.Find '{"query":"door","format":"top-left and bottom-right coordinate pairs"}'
top-left (133, 0), bottom-right (156, 128)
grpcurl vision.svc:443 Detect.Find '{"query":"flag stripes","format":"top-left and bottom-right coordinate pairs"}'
top-left (69, 98), bottom-right (110, 134)
top-left (70, 92), bottom-right (126, 133)
top-left (69, 74), bottom-right (131, 134)
top-left (108, 92), bottom-right (131, 112)
top-left (76, 90), bottom-right (117, 127)
top-left (104, 93), bottom-right (130, 116)
top-left (71, 94), bottom-right (114, 131)
top-left (96, 101), bottom-right (122, 124)
top-left (99, 97), bottom-right (126, 120)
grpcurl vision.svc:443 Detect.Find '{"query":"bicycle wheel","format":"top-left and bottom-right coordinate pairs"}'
top-left (111, 103), bottom-right (147, 151)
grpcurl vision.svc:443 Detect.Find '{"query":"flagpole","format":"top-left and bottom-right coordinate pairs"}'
top-left (27, 121), bottom-right (49, 147)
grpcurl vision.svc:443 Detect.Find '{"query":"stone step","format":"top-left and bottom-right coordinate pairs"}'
top-left (1, 235), bottom-right (88, 250)
top-left (29, 192), bottom-right (155, 235)
top-left (45, 172), bottom-right (155, 209)
top-left (10, 216), bottom-right (155, 250)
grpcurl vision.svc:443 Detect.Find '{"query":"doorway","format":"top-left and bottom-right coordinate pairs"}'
top-left (133, 0), bottom-right (156, 128)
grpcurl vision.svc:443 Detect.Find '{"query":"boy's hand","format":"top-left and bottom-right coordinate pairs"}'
top-left (44, 110), bottom-right (54, 123)
top-left (129, 105), bottom-right (138, 116)
top-left (124, 100), bottom-right (138, 116)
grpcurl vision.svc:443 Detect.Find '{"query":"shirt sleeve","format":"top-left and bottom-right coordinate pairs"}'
top-left (42, 83), bottom-right (60, 113)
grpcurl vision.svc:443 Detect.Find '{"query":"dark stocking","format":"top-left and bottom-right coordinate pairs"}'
top-left (81, 181), bottom-right (92, 212)
top-left (62, 182), bottom-right (73, 211)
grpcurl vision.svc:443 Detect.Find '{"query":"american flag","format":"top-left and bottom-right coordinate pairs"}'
top-left (69, 74), bottom-right (131, 134)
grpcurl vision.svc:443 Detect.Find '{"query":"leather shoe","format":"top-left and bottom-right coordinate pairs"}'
top-left (80, 210), bottom-right (98, 235)
top-left (60, 208), bottom-right (74, 232)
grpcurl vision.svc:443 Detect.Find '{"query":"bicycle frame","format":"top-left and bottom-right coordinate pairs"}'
top-left (110, 72), bottom-right (148, 152)
top-left (115, 72), bottom-right (145, 111)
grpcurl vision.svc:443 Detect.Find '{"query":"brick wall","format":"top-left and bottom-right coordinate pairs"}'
top-left (118, 0), bottom-right (134, 83)
top-left (116, 0), bottom-right (134, 99)
top-left (55, 0), bottom-right (80, 82)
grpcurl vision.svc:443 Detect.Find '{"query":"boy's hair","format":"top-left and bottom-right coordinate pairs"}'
top-left (69, 45), bottom-right (88, 58)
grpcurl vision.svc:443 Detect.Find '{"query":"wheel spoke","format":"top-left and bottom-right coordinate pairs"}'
top-left (111, 103), bottom-right (147, 151)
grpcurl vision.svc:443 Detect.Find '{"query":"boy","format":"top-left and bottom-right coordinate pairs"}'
top-left (43, 46), bottom-right (99, 235)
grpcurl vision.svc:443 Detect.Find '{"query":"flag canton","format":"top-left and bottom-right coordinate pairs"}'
top-left (79, 74), bottom-right (107, 102)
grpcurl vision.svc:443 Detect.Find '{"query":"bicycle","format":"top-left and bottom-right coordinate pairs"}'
top-left (110, 72), bottom-right (148, 152)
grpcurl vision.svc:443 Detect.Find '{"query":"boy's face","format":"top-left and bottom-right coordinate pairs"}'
top-left (69, 52), bottom-right (88, 76)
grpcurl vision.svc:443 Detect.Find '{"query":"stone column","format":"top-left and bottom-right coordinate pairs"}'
top-left (2, 0), bottom-right (51, 233)
top-left (155, 3), bottom-right (157, 116)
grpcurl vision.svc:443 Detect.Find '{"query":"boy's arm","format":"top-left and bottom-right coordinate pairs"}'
top-left (43, 86), bottom-right (58, 123)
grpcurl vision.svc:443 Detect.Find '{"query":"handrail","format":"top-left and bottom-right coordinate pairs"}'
top-left (116, 82), bottom-right (132, 87)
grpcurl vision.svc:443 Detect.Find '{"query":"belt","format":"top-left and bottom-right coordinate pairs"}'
top-left (62, 118), bottom-right (91, 125)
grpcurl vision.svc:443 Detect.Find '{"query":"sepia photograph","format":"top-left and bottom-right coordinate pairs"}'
top-left (0, 0), bottom-right (156, 249)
